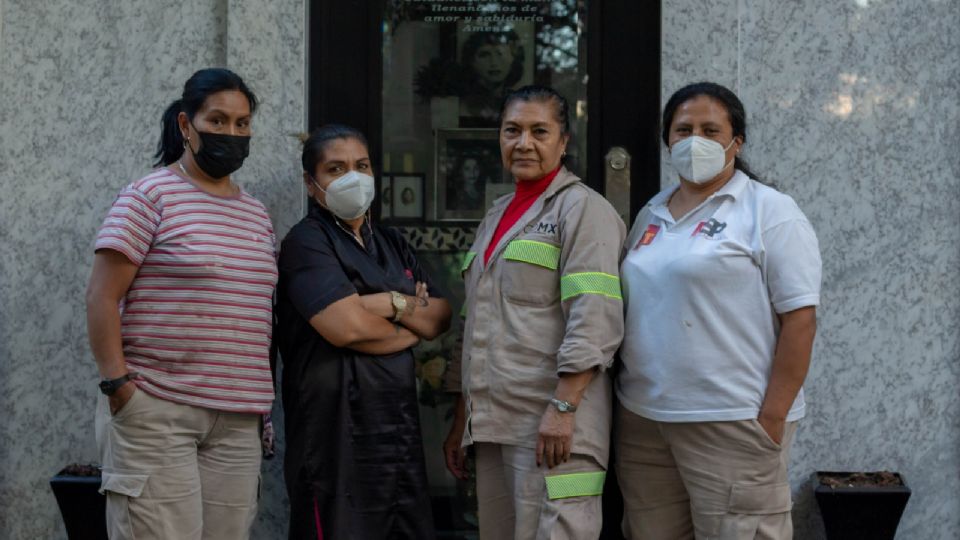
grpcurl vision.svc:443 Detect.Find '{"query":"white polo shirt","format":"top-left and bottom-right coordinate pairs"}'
top-left (618, 170), bottom-right (821, 422)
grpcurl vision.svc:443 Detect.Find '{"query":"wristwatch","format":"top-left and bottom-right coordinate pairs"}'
top-left (99, 373), bottom-right (136, 396)
top-left (549, 397), bottom-right (578, 413)
top-left (390, 291), bottom-right (407, 323)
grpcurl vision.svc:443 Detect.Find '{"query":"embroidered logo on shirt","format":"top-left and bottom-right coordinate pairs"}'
top-left (692, 218), bottom-right (727, 238)
top-left (634, 224), bottom-right (660, 249)
top-left (404, 268), bottom-right (414, 280)
top-left (535, 221), bottom-right (558, 235)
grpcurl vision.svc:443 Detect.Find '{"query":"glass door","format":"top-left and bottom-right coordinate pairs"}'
top-left (307, 2), bottom-right (659, 537)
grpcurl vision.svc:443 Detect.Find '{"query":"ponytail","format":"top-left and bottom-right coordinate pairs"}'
top-left (154, 99), bottom-right (185, 167)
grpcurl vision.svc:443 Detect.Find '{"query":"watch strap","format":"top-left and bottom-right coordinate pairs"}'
top-left (99, 373), bottom-right (135, 396)
top-left (549, 397), bottom-right (578, 413)
top-left (390, 291), bottom-right (407, 323)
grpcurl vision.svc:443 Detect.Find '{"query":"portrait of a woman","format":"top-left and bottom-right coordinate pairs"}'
top-left (459, 28), bottom-right (528, 125)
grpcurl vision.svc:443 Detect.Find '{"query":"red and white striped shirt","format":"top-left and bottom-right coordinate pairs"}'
top-left (95, 169), bottom-right (278, 414)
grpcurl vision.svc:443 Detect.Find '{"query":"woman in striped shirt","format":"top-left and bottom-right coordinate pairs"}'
top-left (86, 68), bottom-right (276, 540)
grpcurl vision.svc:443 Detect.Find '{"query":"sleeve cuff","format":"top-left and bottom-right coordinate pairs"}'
top-left (94, 241), bottom-right (145, 266)
top-left (773, 294), bottom-right (820, 314)
top-left (299, 282), bottom-right (358, 320)
top-left (557, 356), bottom-right (614, 376)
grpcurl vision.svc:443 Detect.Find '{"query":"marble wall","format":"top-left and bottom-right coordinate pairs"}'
top-left (662, 0), bottom-right (960, 538)
top-left (0, 0), bottom-right (303, 537)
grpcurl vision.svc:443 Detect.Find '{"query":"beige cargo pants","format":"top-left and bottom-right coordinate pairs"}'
top-left (475, 442), bottom-right (606, 540)
top-left (615, 404), bottom-right (798, 540)
top-left (94, 388), bottom-right (261, 540)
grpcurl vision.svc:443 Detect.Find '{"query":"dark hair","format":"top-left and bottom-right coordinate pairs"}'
top-left (301, 124), bottom-right (369, 177)
top-left (461, 30), bottom-right (525, 91)
top-left (661, 81), bottom-right (761, 181)
top-left (498, 85), bottom-right (571, 135)
top-left (153, 68), bottom-right (259, 167)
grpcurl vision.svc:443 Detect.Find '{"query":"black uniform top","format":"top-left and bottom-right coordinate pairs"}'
top-left (275, 200), bottom-right (438, 540)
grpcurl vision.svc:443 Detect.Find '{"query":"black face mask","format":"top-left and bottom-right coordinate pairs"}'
top-left (188, 124), bottom-right (250, 179)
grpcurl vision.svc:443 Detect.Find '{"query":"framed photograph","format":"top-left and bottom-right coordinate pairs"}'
top-left (434, 128), bottom-right (509, 221)
top-left (391, 173), bottom-right (425, 221)
top-left (456, 20), bottom-right (536, 127)
top-left (380, 176), bottom-right (393, 219)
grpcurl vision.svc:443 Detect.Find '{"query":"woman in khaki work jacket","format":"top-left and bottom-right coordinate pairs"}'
top-left (443, 85), bottom-right (626, 539)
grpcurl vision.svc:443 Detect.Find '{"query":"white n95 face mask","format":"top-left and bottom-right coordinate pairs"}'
top-left (669, 136), bottom-right (737, 184)
top-left (314, 170), bottom-right (376, 220)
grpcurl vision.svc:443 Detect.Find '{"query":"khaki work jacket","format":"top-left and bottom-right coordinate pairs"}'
top-left (446, 168), bottom-right (626, 467)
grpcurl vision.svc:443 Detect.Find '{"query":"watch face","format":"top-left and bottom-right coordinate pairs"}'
top-left (551, 398), bottom-right (574, 412)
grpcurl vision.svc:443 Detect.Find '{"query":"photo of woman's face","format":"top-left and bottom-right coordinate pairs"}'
top-left (462, 158), bottom-right (481, 185)
top-left (472, 43), bottom-right (514, 88)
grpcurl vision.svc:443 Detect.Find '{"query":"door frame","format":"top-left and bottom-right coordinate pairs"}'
top-left (306, 0), bottom-right (385, 177)
top-left (587, 1), bottom-right (661, 221)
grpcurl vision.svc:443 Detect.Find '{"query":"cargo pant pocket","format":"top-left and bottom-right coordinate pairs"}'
top-left (100, 472), bottom-right (148, 540)
top-left (540, 471), bottom-right (606, 540)
top-left (715, 482), bottom-right (792, 540)
top-left (747, 419), bottom-right (783, 451)
top-left (728, 482), bottom-right (791, 514)
top-left (110, 389), bottom-right (138, 419)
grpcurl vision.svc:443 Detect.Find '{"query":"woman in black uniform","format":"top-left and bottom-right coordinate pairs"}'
top-left (275, 124), bottom-right (452, 539)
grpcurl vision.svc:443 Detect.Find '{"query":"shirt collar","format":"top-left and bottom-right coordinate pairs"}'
top-left (488, 166), bottom-right (580, 216)
top-left (653, 169), bottom-right (750, 209)
top-left (515, 165), bottom-right (562, 197)
top-left (307, 197), bottom-right (326, 219)
top-left (714, 169), bottom-right (750, 200)
top-left (543, 166), bottom-right (581, 199)
top-left (308, 199), bottom-right (371, 236)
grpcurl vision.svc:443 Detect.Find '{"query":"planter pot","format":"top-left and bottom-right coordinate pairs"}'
top-left (50, 464), bottom-right (108, 540)
top-left (813, 471), bottom-right (911, 540)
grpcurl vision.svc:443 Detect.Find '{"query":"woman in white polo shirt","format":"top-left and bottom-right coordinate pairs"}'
top-left (616, 82), bottom-right (822, 539)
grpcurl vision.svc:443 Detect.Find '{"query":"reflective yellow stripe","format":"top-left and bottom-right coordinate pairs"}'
top-left (545, 471), bottom-right (606, 500)
top-left (503, 239), bottom-right (560, 270)
top-left (560, 272), bottom-right (622, 301)
top-left (461, 251), bottom-right (477, 273)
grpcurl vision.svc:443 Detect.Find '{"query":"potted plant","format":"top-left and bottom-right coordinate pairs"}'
top-left (813, 471), bottom-right (911, 540)
top-left (50, 463), bottom-right (108, 540)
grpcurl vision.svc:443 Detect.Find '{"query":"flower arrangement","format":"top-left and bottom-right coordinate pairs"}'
top-left (413, 327), bottom-right (460, 408)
